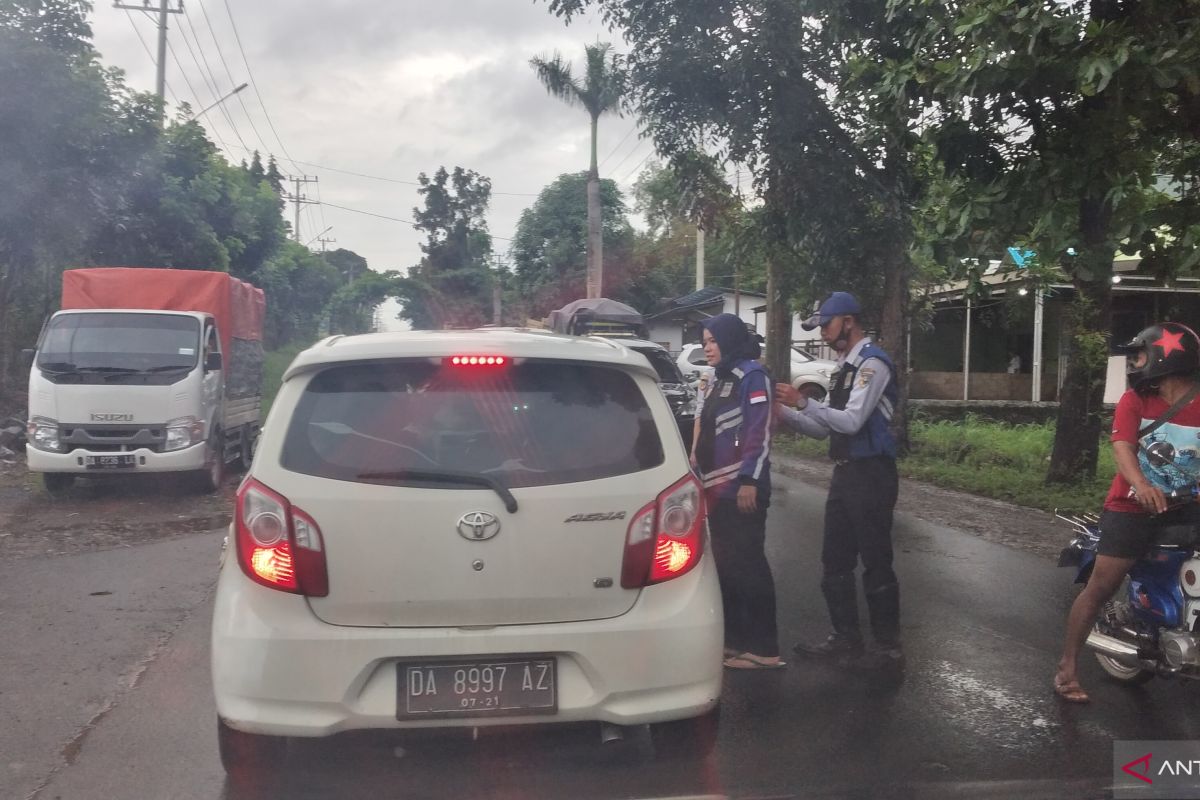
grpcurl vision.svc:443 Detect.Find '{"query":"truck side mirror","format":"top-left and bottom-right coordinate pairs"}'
top-left (205, 352), bottom-right (223, 371)
top-left (21, 349), bottom-right (35, 367)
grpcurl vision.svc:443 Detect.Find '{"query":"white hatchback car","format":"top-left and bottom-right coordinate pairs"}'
top-left (211, 329), bottom-right (723, 777)
top-left (676, 342), bottom-right (837, 400)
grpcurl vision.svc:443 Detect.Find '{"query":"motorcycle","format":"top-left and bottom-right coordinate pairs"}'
top-left (1058, 504), bottom-right (1200, 684)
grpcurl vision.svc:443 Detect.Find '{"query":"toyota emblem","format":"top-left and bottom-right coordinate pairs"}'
top-left (457, 511), bottom-right (501, 541)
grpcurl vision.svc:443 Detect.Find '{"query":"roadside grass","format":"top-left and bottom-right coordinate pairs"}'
top-left (263, 343), bottom-right (309, 416)
top-left (775, 415), bottom-right (1114, 515)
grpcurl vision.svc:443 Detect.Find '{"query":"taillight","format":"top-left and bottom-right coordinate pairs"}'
top-left (447, 355), bottom-right (507, 366)
top-left (621, 474), bottom-right (706, 588)
top-left (235, 478), bottom-right (329, 596)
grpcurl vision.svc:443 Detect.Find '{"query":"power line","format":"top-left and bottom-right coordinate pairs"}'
top-left (598, 122), bottom-right (638, 169)
top-left (220, 0), bottom-right (303, 177)
top-left (123, 10), bottom-right (180, 106)
top-left (619, 150), bottom-right (656, 183)
top-left (166, 31), bottom-right (244, 150)
top-left (191, 0), bottom-right (272, 156)
top-left (176, 7), bottom-right (247, 148)
top-left (319, 201), bottom-right (513, 242)
top-left (609, 138), bottom-right (652, 176)
top-left (163, 38), bottom-right (235, 153)
top-left (218, 142), bottom-right (540, 197)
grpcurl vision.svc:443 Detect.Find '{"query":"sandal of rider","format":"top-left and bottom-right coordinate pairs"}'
top-left (724, 653), bottom-right (787, 670)
top-left (1053, 678), bottom-right (1090, 704)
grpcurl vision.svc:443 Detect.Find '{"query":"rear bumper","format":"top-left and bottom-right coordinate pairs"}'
top-left (26, 442), bottom-right (206, 473)
top-left (211, 548), bottom-right (723, 738)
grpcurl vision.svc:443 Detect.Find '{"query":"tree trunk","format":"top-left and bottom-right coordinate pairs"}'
top-left (764, 256), bottom-right (790, 382)
top-left (586, 176), bottom-right (602, 299)
top-left (586, 113), bottom-right (603, 299)
top-left (1046, 271), bottom-right (1113, 484)
top-left (880, 254), bottom-right (911, 455)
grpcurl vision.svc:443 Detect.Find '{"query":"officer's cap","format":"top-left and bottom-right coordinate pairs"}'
top-left (800, 292), bottom-right (862, 331)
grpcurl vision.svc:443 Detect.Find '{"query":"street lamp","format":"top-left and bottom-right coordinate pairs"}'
top-left (190, 82), bottom-right (248, 120)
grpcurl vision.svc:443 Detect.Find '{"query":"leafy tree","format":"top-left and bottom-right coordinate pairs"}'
top-left (0, 0), bottom-right (158, 383)
top-left (545, 0), bottom-right (927, 448)
top-left (892, 0), bottom-right (1200, 481)
top-left (398, 167), bottom-right (495, 329)
top-left (323, 249), bottom-right (400, 335)
top-left (530, 43), bottom-right (625, 299)
top-left (509, 172), bottom-right (633, 318)
top-left (251, 241), bottom-right (340, 348)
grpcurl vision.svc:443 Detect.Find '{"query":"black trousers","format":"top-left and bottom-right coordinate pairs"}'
top-left (708, 497), bottom-right (780, 657)
top-left (823, 457), bottom-right (899, 592)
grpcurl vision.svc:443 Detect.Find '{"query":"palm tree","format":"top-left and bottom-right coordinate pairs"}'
top-left (530, 43), bottom-right (624, 299)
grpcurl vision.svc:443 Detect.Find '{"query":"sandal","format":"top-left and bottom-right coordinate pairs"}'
top-left (1053, 678), bottom-right (1090, 704)
top-left (724, 653), bottom-right (787, 670)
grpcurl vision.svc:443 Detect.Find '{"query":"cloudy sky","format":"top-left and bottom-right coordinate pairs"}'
top-left (90, 1), bottom-right (653, 328)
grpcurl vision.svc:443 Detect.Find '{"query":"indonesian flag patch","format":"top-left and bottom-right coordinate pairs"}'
top-left (749, 390), bottom-right (769, 405)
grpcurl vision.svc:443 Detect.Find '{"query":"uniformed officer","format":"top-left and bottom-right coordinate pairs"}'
top-left (775, 292), bottom-right (903, 672)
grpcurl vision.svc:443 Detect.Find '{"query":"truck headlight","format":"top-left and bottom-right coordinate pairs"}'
top-left (164, 416), bottom-right (205, 451)
top-left (27, 417), bottom-right (61, 452)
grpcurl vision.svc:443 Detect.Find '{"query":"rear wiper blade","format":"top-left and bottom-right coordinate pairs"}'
top-left (355, 469), bottom-right (518, 513)
top-left (37, 361), bottom-right (78, 374)
top-left (140, 364), bottom-right (193, 373)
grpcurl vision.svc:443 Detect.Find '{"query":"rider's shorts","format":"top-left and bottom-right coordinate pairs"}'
top-left (1099, 505), bottom-right (1200, 558)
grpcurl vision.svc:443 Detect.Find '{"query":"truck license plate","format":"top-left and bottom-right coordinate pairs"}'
top-left (84, 454), bottom-right (137, 469)
top-left (397, 657), bottom-right (556, 719)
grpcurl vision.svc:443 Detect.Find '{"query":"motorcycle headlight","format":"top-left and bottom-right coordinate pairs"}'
top-left (164, 416), bottom-right (205, 451)
top-left (27, 417), bottom-right (61, 452)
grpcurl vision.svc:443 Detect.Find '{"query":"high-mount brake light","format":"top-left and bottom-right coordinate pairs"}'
top-left (621, 473), bottom-right (706, 588)
top-left (448, 355), bottom-right (507, 366)
top-left (235, 478), bottom-right (329, 596)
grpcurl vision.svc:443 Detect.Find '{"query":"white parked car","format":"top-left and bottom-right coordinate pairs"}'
top-left (676, 342), bottom-right (837, 400)
top-left (211, 329), bottom-right (723, 780)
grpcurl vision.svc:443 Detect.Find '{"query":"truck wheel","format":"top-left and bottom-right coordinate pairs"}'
top-left (237, 427), bottom-right (258, 471)
top-left (196, 433), bottom-right (225, 494)
top-left (43, 473), bottom-right (75, 496)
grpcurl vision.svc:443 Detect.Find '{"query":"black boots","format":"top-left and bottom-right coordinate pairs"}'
top-left (795, 574), bottom-right (904, 673)
top-left (793, 574), bottom-right (864, 661)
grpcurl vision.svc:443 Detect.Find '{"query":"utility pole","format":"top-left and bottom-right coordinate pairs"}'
top-left (113, 0), bottom-right (183, 109)
top-left (284, 175), bottom-right (319, 243)
top-left (695, 225), bottom-right (706, 290)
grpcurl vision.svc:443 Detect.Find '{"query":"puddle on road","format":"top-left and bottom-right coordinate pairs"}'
top-left (922, 660), bottom-right (1060, 753)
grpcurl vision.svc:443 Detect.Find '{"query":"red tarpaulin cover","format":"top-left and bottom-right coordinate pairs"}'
top-left (61, 268), bottom-right (265, 360)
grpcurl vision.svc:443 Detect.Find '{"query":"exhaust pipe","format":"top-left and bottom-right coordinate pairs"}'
top-left (1087, 629), bottom-right (1143, 666)
top-left (600, 723), bottom-right (625, 745)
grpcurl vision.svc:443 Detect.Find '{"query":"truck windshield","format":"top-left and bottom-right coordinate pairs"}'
top-left (38, 313), bottom-right (201, 373)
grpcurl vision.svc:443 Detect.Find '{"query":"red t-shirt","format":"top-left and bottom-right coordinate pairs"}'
top-left (1104, 389), bottom-right (1200, 512)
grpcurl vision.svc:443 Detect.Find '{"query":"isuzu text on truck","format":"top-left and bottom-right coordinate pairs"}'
top-left (25, 268), bottom-right (265, 495)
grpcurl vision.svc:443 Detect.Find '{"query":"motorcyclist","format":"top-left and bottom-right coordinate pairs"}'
top-left (1055, 322), bottom-right (1200, 703)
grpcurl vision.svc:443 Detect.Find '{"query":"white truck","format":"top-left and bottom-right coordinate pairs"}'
top-left (24, 268), bottom-right (265, 495)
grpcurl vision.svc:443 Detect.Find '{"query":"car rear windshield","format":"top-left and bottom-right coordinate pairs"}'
top-left (634, 347), bottom-right (685, 384)
top-left (281, 360), bottom-right (665, 489)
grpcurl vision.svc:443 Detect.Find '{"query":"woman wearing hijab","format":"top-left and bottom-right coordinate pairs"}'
top-left (693, 314), bottom-right (784, 669)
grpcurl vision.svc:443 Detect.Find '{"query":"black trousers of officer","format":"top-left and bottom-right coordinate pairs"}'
top-left (709, 497), bottom-right (780, 658)
top-left (822, 455), bottom-right (901, 647)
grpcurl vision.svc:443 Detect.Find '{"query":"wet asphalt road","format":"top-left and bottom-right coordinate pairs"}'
top-left (9, 471), bottom-right (1200, 800)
